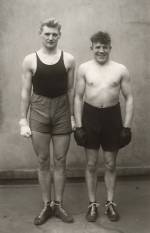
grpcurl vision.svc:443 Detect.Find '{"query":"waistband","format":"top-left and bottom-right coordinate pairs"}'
top-left (84, 102), bottom-right (120, 111)
top-left (32, 92), bottom-right (68, 100)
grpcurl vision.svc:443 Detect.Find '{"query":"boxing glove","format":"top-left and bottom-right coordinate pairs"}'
top-left (119, 127), bottom-right (131, 148)
top-left (74, 127), bottom-right (87, 146)
top-left (19, 118), bottom-right (32, 138)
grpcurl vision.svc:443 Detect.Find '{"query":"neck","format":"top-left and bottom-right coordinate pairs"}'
top-left (94, 58), bottom-right (110, 66)
top-left (42, 46), bottom-right (59, 55)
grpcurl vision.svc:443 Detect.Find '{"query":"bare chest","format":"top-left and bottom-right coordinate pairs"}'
top-left (85, 66), bottom-right (121, 89)
top-left (38, 52), bottom-right (61, 65)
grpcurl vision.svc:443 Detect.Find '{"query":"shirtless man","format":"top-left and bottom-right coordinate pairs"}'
top-left (19, 18), bottom-right (75, 225)
top-left (74, 31), bottom-right (133, 222)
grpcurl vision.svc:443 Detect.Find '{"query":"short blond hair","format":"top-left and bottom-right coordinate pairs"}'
top-left (39, 18), bottom-right (61, 33)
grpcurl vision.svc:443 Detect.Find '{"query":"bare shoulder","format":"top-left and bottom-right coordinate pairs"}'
top-left (111, 61), bottom-right (130, 78)
top-left (78, 60), bottom-right (92, 73)
top-left (63, 51), bottom-right (75, 67)
top-left (112, 61), bottom-right (129, 73)
top-left (22, 52), bottom-right (36, 71)
top-left (64, 51), bottom-right (74, 60)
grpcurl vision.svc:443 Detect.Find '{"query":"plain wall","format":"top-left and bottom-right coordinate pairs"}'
top-left (0, 0), bottom-right (150, 173)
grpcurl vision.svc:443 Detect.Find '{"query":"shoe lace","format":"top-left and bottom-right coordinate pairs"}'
top-left (88, 202), bottom-right (99, 216)
top-left (50, 201), bottom-right (54, 207)
top-left (105, 201), bottom-right (117, 215)
top-left (54, 202), bottom-right (68, 216)
top-left (105, 201), bottom-right (116, 208)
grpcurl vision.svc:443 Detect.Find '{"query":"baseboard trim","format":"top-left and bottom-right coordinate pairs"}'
top-left (0, 166), bottom-right (150, 180)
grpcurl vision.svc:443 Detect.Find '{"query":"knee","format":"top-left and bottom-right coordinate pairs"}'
top-left (54, 154), bottom-right (66, 170)
top-left (87, 162), bottom-right (97, 173)
top-left (105, 161), bottom-right (116, 172)
top-left (38, 155), bottom-right (50, 171)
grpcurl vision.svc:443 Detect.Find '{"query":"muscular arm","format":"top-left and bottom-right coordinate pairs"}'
top-left (74, 65), bottom-right (86, 127)
top-left (67, 56), bottom-right (76, 116)
top-left (20, 56), bottom-right (32, 119)
top-left (120, 67), bottom-right (134, 128)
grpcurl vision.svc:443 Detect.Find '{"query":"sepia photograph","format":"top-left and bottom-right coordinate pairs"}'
top-left (0, 0), bottom-right (150, 232)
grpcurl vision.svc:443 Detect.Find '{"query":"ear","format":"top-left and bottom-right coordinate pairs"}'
top-left (90, 43), bottom-right (93, 50)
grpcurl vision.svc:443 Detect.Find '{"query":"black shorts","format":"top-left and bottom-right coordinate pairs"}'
top-left (82, 102), bottom-right (123, 151)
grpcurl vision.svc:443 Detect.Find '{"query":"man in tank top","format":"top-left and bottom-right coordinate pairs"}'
top-left (19, 18), bottom-right (75, 225)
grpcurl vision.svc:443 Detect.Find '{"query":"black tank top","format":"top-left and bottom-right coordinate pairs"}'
top-left (32, 51), bottom-right (68, 98)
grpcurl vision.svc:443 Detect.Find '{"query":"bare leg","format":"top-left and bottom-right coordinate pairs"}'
top-left (52, 134), bottom-right (73, 223)
top-left (103, 150), bottom-right (120, 221)
top-left (103, 150), bottom-right (118, 202)
top-left (85, 148), bottom-right (99, 202)
top-left (52, 134), bottom-right (70, 202)
top-left (31, 131), bottom-right (52, 204)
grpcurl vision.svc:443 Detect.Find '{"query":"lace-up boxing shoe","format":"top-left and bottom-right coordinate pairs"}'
top-left (86, 202), bottom-right (99, 222)
top-left (105, 201), bottom-right (120, 221)
top-left (53, 201), bottom-right (74, 223)
top-left (34, 202), bottom-right (53, 225)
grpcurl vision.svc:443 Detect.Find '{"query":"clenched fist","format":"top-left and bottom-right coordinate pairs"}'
top-left (19, 118), bottom-right (32, 138)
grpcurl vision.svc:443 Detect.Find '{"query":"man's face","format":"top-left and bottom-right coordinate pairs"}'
top-left (40, 26), bottom-right (61, 49)
top-left (91, 42), bottom-right (111, 65)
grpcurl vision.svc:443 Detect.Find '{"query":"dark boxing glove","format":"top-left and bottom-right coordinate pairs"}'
top-left (119, 127), bottom-right (132, 149)
top-left (74, 127), bottom-right (87, 147)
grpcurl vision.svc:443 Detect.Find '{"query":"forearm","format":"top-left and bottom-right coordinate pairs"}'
top-left (74, 95), bottom-right (83, 127)
top-left (68, 88), bottom-right (74, 116)
top-left (19, 90), bottom-right (32, 137)
top-left (123, 96), bottom-right (134, 128)
top-left (20, 90), bottom-right (31, 119)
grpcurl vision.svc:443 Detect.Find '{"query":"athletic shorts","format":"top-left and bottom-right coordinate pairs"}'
top-left (29, 93), bottom-right (72, 135)
top-left (82, 102), bottom-right (123, 151)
